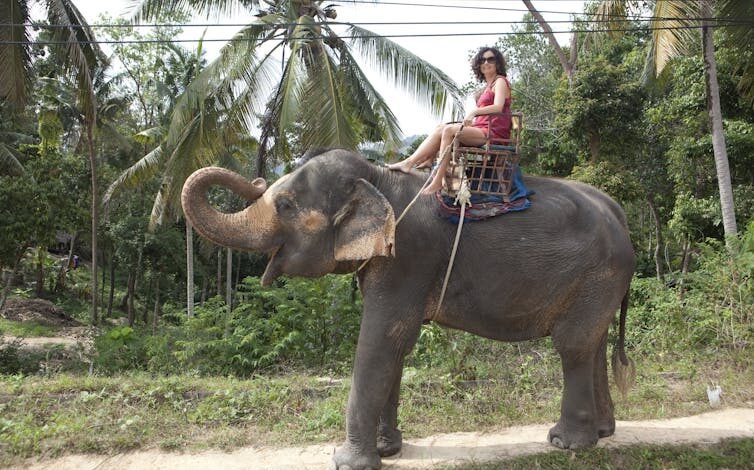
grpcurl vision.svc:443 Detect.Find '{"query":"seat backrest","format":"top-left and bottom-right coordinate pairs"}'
top-left (485, 112), bottom-right (522, 153)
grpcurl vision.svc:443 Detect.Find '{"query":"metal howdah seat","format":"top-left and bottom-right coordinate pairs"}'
top-left (443, 112), bottom-right (523, 203)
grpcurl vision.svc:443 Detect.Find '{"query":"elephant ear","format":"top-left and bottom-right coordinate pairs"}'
top-left (333, 179), bottom-right (396, 261)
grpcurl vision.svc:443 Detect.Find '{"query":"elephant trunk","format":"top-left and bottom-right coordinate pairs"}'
top-left (181, 167), bottom-right (272, 252)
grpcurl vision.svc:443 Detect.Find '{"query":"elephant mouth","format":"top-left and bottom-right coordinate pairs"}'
top-left (261, 245), bottom-right (283, 286)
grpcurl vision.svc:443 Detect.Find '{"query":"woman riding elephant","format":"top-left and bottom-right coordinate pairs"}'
top-left (181, 149), bottom-right (636, 470)
top-left (388, 46), bottom-right (513, 195)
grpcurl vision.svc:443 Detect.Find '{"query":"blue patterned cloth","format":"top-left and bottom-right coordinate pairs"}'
top-left (437, 165), bottom-right (532, 223)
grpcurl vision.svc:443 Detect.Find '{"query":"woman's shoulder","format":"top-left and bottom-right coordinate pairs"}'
top-left (493, 75), bottom-right (510, 86)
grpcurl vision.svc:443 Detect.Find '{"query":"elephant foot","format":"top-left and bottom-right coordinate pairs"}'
top-left (377, 427), bottom-right (402, 457)
top-left (597, 416), bottom-right (615, 438)
top-left (547, 420), bottom-right (599, 450)
top-left (332, 443), bottom-right (381, 470)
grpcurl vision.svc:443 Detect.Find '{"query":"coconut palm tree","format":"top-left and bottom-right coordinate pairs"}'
top-left (594, 0), bottom-right (745, 241)
top-left (130, 0), bottom-right (464, 174)
top-left (1, 0), bottom-right (107, 322)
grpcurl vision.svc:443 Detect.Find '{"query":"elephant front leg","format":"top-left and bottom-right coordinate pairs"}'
top-left (377, 365), bottom-right (403, 457)
top-left (332, 317), bottom-right (419, 469)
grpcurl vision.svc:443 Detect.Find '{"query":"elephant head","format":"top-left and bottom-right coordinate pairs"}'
top-left (181, 152), bottom-right (396, 286)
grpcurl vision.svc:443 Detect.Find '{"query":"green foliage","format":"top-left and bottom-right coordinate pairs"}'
top-left (628, 224), bottom-right (754, 354)
top-left (91, 275), bottom-right (361, 377)
top-left (93, 326), bottom-right (150, 373)
top-left (0, 319), bottom-right (56, 338)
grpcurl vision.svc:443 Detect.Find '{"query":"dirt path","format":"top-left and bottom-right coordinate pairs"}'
top-left (17, 407), bottom-right (754, 470)
top-left (0, 335), bottom-right (78, 347)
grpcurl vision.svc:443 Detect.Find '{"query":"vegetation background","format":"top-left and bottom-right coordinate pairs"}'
top-left (1, 0), bottom-right (753, 467)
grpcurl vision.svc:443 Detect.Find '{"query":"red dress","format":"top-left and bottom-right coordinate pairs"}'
top-left (471, 75), bottom-right (512, 142)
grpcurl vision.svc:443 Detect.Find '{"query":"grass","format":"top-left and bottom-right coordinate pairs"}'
top-left (0, 319), bottom-right (58, 338)
top-left (0, 341), bottom-right (753, 467)
top-left (449, 437), bottom-right (754, 469)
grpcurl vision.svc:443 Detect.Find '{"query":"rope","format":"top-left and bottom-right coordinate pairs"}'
top-left (434, 182), bottom-right (470, 320)
top-left (359, 126), bottom-right (469, 322)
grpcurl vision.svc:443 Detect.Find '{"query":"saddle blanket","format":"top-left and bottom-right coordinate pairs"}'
top-left (436, 165), bottom-right (532, 223)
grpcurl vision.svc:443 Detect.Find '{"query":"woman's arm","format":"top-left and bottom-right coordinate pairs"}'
top-left (464, 78), bottom-right (509, 123)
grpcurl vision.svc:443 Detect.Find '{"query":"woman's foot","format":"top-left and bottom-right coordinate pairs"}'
top-left (421, 178), bottom-right (443, 195)
top-left (386, 161), bottom-right (413, 174)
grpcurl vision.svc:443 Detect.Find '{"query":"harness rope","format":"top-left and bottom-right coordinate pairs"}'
top-left (358, 127), bottom-right (469, 321)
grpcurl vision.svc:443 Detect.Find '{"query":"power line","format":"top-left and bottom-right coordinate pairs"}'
top-left (4, 15), bottom-right (753, 29)
top-left (1, 21), bottom-right (749, 46)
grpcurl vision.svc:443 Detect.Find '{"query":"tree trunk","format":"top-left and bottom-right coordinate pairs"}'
top-left (35, 249), bottom-right (44, 298)
top-left (152, 277), bottom-right (160, 334)
top-left (100, 249), bottom-right (106, 317)
top-left (107, 250), bottom-right (115, 319)
top-left (0, 253), bottom-right (24, 311)
top-left (216, 248), bottom-right (222, 297)
top-left (87, 123), bottom-right (98, 325)
top-left (224, 247), bottom-right (232, 338)
top-left (234, 252), bottom-right (241, 296)
top-left (703, 0), bottom-right (737, 242)
top-left (522, 0), bottom-right (576, 82)
top-left (127, 270), bottom-right (136, 327)
top-left (142, 277), bottom-right (152, 324)
top-left (186, 222), bottom-right (195, 317)
top-left (55, 232), bottom-right (78, 292)
top-left (201, 275), bottom-right (208, 303)
top-left (646, 195), bottom-right (665, 283)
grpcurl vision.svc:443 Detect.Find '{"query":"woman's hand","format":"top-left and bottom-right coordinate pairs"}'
top-left (463, 110), bottom-right (476, 126)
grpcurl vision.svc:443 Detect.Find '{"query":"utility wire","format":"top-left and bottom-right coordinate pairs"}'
top-left (4, 15), bottom-right (754, 29)
top-left (1, 21), bottom-right (750, 46)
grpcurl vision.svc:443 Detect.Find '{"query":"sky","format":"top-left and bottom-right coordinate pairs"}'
top-left (59, 0), bottom-right (586, 136)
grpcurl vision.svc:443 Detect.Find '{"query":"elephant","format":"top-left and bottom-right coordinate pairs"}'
top-left (181, 148), bottom-right (636, 470)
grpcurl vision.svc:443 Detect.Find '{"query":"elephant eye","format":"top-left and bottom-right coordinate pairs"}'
top-left (275, 196), bottom-right (296, 215)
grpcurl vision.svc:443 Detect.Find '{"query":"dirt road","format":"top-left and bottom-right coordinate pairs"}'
top-left (17, 407), bottom-right (754, 470)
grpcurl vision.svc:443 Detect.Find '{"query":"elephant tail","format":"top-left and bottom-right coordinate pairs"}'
top-left (611, 288), bottom-right (636, 399)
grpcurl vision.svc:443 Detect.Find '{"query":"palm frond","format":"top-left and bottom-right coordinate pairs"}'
top-left (128, 0), bottom-right (261, 22)
top-left (46, 0), bottom-right (108, 123)
top-left (347, 25), bottom-right (464, 120)
top-left (0, 0), bottom-right (31, 109)
top-left (328, 35), bottom-right (402, 145)
top-left (104, 144), bottom-right (165, 205)
top-left (0, 143), bottom-right (25, 176)
top-left (134, 126), bottom-right (165, 145)
top-left (719, 0), bottom-right (754, 106)
top-left (277, 19), bottom-right (311, 131)
top-left (301, 47), bottom-right (358, 149)
top-left (647, 0), bottom-right (701, 76)
top-left (593, 0), bottom-right (627, 39)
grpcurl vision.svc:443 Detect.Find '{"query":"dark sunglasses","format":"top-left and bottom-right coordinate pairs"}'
top-left (481, 56), bottom-right (496, 64)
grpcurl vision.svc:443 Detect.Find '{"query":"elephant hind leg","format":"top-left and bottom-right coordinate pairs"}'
top-left (594, 332), bottom-right (616, 438)
top-left (549, 330), bottom-right (602, 449)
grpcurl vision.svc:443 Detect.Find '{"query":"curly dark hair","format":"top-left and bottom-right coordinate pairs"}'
top-left (471, 47), bottom-right (507, 82)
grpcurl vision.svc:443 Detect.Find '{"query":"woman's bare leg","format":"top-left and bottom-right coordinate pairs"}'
top-left (421, 125), bottom-right (488, 195)
top-left (387, 125), bottom-right (443, 173)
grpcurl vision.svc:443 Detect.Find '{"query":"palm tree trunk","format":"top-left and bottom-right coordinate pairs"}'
top-left (186, 222), bottom-right (195, 317)
top-left (703, 0), bottom-right (737, 242)
top-left (87, 124), bottom-right (99, 324)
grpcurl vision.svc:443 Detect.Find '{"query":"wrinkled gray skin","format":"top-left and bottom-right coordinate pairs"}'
top-left (181, 149), bottom-right (636, 470)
